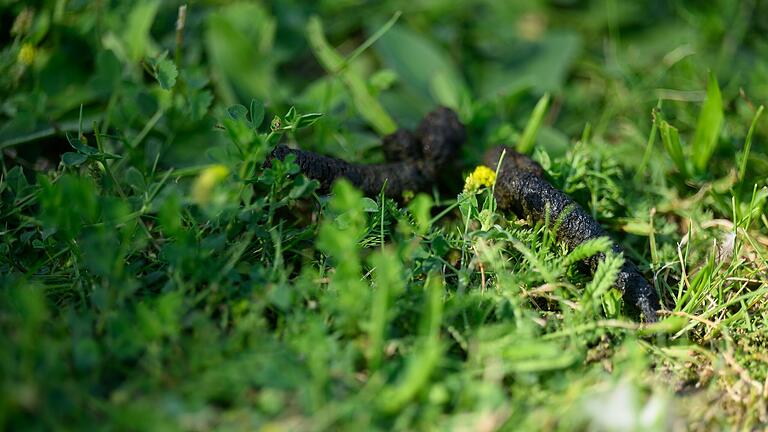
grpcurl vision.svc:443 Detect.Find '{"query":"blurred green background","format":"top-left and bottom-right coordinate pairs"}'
top-left (4, 0), bottom-right (767, 169)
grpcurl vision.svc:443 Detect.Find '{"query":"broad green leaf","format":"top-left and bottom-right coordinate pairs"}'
top-left (249, 99), bottom-right (265, 129)
top-left (187, 90), bottom-right (213, 121)
top-left (155, 58), bottom-right (177, 90)
top-left (5, 166), bottom-right (29, 195)
top-left (361, 197), bottom-right (379, 213)
top-left (65, 132), bottom-right (99, 156)
top-left (124, 166), bottom-right (146, 192)
top-left (226, 104), bottom-right (248, 122)
top-left (516, 93), bottom-right (550, 154)
top-left (374, 24), bottom-right (468, 112)
top-left (692, 71), bottom-right (723, 174)
top-left (295, 112), bottom-right (324, 129)
top-left (62, 152), bottom-right (88, 166)
top-left (477, 31), bottom-right (582, 98)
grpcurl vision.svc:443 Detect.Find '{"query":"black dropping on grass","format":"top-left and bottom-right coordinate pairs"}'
top-left (268, 106), bottom-right (465, 197)
top-left (483, 146), bottom-right (660, 322)
top-left (269, 107), bottom-right (659, 321)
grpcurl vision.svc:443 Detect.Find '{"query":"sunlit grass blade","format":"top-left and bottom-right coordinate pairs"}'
top-left (692, 71), bottom-right (723, 175)
top-left (347, 11), bottom-right (401, 66)
top-left (516, 92), bottom-right (550, 154)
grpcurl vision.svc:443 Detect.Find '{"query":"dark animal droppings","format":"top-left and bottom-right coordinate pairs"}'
top-left (268, 107), bottom-right (660, 321)
top-left (268, 106), bottom-right (465, 197)
top-left (483, 146), bottom-right (660, 322)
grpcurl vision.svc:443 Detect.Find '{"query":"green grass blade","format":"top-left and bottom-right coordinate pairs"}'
top-left (635, 100), bottom-right (663, 181)
top-left (738, 105), bottom-right (764, 182)
top-left (516, 93), bottom-right (550, 154)
top-left (659, 120), bottom-right (687, 176)
top-left (307, 17), bottom-right (397, 135)
top-left (346, 11), bottom-right (401, 66)
top-left (692, 71), bottom-right (724, 174)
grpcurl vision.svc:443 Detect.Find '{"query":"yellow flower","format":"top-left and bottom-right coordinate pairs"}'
top-left (17, 43), bottom-right (36, 66)
top-left (463, 165), bottom-right (496, 192)
top-left (192, 164), bottom-right (230, 205)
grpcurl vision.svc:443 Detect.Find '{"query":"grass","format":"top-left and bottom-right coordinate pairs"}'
top-left (2, 1), bottom-right (768, 430)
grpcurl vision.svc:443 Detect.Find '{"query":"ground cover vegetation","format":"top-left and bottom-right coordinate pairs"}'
top-left (2, 0), bottom-right (768, 430)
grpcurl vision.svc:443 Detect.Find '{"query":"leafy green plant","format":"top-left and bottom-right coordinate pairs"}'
top-left (655, 71), bottom-right (725, 180)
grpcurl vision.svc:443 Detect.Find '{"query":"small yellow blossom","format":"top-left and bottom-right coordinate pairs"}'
top-left (192, 164), bottom-right (230, 205)
top-left (463, 165), bottom-right (496, 192)
top-left (17, 44), bottom-right (36, 66)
